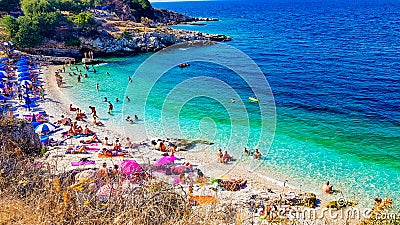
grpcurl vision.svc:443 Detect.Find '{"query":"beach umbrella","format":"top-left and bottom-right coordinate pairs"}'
top-left (102, 6), bottom-right (109, 10)
top-left (118, 160), bottom-right (142, 175)
top-left (0, 58), bottom-right (8, 61)
top-left (154, 155), bottom-right (177, 167)
top-left (34, 122), bottom-right (58, 133)
top-left (0, 71), bottom-right (7, 76)
top-left (16, 61), bottom-right (28, 66)
top-left (0, 83), bottom-right (5, 88)
top-left (19, 80), bottom-right (32, 86)
top-left (17, 67), bottom-right (28, 72)
top-left (17, 72), bottom-right (30, 77)
top-left (31, 121), bottom-right (42, 128)
top-left (0, 67), bottom-right (5, 71)
top-left (18, 76), bottom-right (31, 82)
top-left (0, 94), bottom-right (10, 101)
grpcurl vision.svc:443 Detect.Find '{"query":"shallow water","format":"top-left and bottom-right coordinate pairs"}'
top-left (60, 0), bottom-right (400, 208)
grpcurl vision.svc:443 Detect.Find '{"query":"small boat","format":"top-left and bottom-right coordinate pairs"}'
top-left (179, 63), bottom-right (190, 68)
top-left (248, 97), bottom-right (259, 102)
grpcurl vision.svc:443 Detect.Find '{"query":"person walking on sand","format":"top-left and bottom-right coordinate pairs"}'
top-left (89, 106), bottom-right (98, 118)
top-left (108, 101), bottom-right (113, 114)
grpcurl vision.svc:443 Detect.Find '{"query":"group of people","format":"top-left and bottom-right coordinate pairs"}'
top-left (243, 147), bottom-right (262, 160)
top-left (217, 148), bottom-right (233, 163)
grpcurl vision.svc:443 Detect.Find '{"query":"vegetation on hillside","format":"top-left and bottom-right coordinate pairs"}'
top-left (0, 0), bottom-right (152, 48)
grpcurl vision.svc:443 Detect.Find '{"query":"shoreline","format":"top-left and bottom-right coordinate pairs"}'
top-left (38, 64), bottom-right (354, 222)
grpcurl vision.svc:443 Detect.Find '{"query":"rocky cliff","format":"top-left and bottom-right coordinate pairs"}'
top-left (0, 117), bottom-right (41, 157)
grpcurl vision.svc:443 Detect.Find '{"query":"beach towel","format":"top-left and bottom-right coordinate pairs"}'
top-left (98, 153), bottom-right (124, 158)
top-left (71, 160), bottom-right (95, 166)
top-left (190, 196), bottom-right (219, 205)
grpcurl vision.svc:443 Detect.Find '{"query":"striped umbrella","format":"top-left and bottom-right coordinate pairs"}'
top-left (34, 122), bottom-right (58, 133)
top-left (19, 80), bottom-right (32, 86)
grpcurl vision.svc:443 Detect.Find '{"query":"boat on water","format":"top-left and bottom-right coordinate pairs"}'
top-left (179, 63), bottom-right (190, 68)
top-left (248, 97), bottom-right (259, 102)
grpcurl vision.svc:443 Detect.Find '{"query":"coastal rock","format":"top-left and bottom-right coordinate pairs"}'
top-left (78, 29), bottom-right (229, 55)
top-left (0, 117), bottom-right (41, 157)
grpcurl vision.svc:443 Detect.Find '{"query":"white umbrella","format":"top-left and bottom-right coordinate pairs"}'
top-left (19, 80), bottom-right (32, 86)
top-left (34, 122), bottom-right (58, 133)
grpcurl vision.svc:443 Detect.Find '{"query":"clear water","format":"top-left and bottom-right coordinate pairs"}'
top-left (59, 0), bottom-right (400, 207)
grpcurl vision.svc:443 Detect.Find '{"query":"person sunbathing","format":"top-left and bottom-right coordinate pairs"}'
top-left (72, 145), bottom-right (88, 154)
top-left (68, 125), bottom-right (77, 137)
top-left (223, 151), bottom-right (233, 163)
top-left (93, 117), bottom-right (104, 126)
top-left (56, 115), bottom-right (71, 126)
top-left (81, 134), bottom-right (101, 144)
top-left (83, 125), bottom-right (95, 135)
top-left (69, 104), bottom-right (77, 111)
top-left (101, 148), bottom-right (124, 156)
top-left (113, 139), bottom-right (122, 150)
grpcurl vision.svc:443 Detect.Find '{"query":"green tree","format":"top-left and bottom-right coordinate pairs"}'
top-left (70, 12), bottom-right (96, 31)
top-left (0, 15), bottom-right (19, 40)
top-left (20, 0), bottom-right (56, 17)
top-left (14, 16), bottom-right (43, 48)
top-left (54, 0), bottom-right (90, 13)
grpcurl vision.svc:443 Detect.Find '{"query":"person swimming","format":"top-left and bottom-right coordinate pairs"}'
top-left (103, 97), bottom-right (108, 102)
top-left (126, 116), bottom-right (133, 123)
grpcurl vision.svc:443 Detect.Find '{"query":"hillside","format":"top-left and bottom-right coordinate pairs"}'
top-left (0, 0), bottom-right (228, 56)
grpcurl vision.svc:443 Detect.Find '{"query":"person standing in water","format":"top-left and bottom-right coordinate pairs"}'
top-left (108, 101), bottom-right (113, 114)
top-left (96, 83), bottom-right (99, 91)
top-left (128, 76), bottom-right (132, 83)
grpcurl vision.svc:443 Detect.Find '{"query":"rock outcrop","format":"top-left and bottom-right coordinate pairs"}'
top-left (0, 117), bottom-right (41, 157)
top-left (79, 29), bottom-right (230, 55)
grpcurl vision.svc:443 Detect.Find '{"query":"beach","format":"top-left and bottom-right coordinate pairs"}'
top-left (35, 63), bottom-right (358, 224)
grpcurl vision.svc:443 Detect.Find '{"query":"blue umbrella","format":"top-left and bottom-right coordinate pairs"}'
top-left (18, 77), bottom-right (31, 81)
top-left (17, 72), bottom-right (30, 77)
top-left (19, 80), bottom-right (32, 86)
top-left (0, 94), bottom-right (10, 101)
top-left (35, 122), bottom-right (58, 133)
top-left (31, 121), bottom-right (42, 128)
top-left (102, 6), bottom-right (109, 10)
top-left (17, 67), bottom-right (28, 72)
top-left (0, 58), bottom-right (8, 61)
top-left (0, 67), bottom-right (5, 71)
top-left (21, 102), bottom-right (39, 108)
top-left (16, 61), bottom-right (28, 66)
top-left (0, 83), bottom-right (5, 88)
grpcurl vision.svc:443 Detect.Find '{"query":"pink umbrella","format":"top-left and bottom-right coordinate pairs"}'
top-left (153, 155), bottom-right (177, 167)
top-left (118, 160), bottom-right (142, 175)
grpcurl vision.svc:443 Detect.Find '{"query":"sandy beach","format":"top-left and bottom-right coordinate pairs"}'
top-left (31, 63), bottom-right (366, 224)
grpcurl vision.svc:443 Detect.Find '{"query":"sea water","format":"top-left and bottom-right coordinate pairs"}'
top-left (59, 0), bottom-right (400, 207)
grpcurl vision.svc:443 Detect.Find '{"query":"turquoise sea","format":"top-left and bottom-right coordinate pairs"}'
top-left (60, 0), bottom-right (400, 207)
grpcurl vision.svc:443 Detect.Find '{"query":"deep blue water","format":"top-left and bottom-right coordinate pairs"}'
top-left (62, 0), bottom-right (400, 207)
